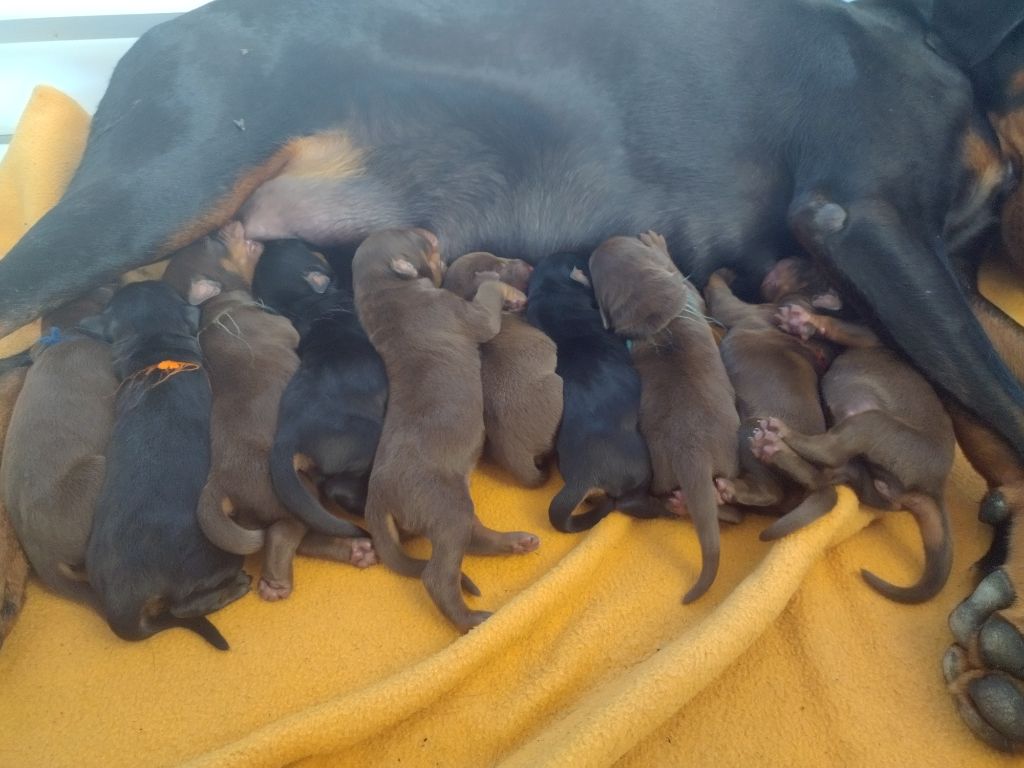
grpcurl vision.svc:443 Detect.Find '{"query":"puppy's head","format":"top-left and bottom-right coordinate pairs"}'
top-left (354, 228), bottom-right (444, 287)
top-left (588, 235), bottom-right (688, 338)
top-left (442, 251), bottom-right (533, 299)
top-left (78, 280), bottom-right (200, 344)
top-left (42, 282), bottom-right (118, 332)
top-left (251, 239), bottom-right (336, 318)
top-left (760, 257), bottom-right (842, 310)
top-left (161, 222), bottom-right (263, 299)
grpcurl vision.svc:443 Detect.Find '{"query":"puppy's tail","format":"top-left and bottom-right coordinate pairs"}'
top-left (549, 484), bottom-right (614, 533)
top-left (675, 468), bottom-right (722, 605)
top-left (155, 615), bottom-right (230, 651)
top-left (861, 492), bottom-right (952, 604)
top-left (0, 349), bottom-right (32, 377)
top-left (196, 482), bottom-right (265, 555)
top-left (270, 439), bottom-right (368, 539)
top-left (366, 509), bottom-right (480, 596)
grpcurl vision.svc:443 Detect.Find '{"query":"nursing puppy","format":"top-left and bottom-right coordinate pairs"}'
top-left (82, 281), bottom-right (249, 649)
top-left (354, 229), bottom-right (538, 632)
top-left (442, 251), bottom-right (562, 487)
top-left (253, 240), bottom-right (380, 553)
top-left (168, 231), bottom-right (376, 601)
top-left (2, 286), bottom-right (118, 614)
top-left (526, 251), bottom-right (659, 532)
top-left (589, 232), bottom-right (740, 603)
top-left (704, 266), bottom-right (838, 539)
top-left (763, 302), bottom-right (955, 603)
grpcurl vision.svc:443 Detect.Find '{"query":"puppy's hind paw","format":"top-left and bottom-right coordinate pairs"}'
top-left (258, 577), bottom-right (293, 602)
top-left (775, 304), bottom-right (818, 340)
top-left (714, 478), bottom-right (735, 505)
top-left (349, 537), bottom-right (378, 568)
top-left (750, 420), bottom-right (784, 462)
top-left (509, 532), bottom-right (540, 554)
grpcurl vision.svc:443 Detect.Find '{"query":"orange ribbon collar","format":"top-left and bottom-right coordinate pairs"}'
top-left (120, 359), bottom-right (201, 393)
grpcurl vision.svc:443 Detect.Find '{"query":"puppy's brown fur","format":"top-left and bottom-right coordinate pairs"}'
top-left (164, 224), bottom-right (375, 601)
top-left (354, 229), bottom-right (539, 632)
top-left (2, 287), bottom-right (119, 606)
top-left (704, 267), bottom-right (838, 537)
top-left (590, 232), bottom-right (739, 603)
top-left (442, 251), bottom-right (562, 487)
top-left (766, 302), bottom-right (955, 602)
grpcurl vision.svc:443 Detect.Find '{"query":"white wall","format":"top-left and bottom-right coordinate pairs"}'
top-left (0, 1), bottom-right (207, 160)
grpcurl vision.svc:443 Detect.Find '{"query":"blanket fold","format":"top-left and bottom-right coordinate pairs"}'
top-left (0, 85), bottom-right (1013, 768)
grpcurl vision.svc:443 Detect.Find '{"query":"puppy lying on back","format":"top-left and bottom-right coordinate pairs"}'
top-left (82, 281), bottom-right (249, 649)
top-left (166, 229), bottom-right (377, 601)
top-left (442, 251), bottom-right (562, 487)
top-left (590, 232), bottom-right (740, 603)
top-left (2, 286), bottom-right (119, 615)
top-left (354, 229), bottom-right (538, 632)
top-left (704, 263), bottom-right (838, 540)
top-left (253, 240), bottom-right (380, 561)
top-left (526, 251), bottom-right (659, 532)
top-left (763, 298), bottom-right (955, 603)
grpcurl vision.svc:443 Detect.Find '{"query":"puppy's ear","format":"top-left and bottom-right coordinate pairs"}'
top-left (569, 266), bottom-right (591, 287)
top-left (412, 228), bottom-right (440, 250)
top-left (811, 289), bottom-right (843, 311)
top-left (188, 278), bottom-right (222, 306)
top-left (304, 270), bottom-right (332, 293)
top-left (928, 0), bottom-right (1024, 67)
top-left (390, 259), bottom-right (419, 279)
top-left (76, 312), bottom-right (111, 341)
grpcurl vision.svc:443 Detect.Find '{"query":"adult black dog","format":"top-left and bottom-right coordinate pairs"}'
top-left (1, 0), bottom-right (1024, 750)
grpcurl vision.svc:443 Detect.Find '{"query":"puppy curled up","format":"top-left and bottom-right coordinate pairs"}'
top-left (81, 281), bottom-right (250, 649)
top-left (442, 251), bottom-right (562, 487)
top-left (589, 231), bottom-right (740, 603)
top-left (353, 228), bottom-right (539, 633)
top-left (526, 251), bottom-right (660, 533)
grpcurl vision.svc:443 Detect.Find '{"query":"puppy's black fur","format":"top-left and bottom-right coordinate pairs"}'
top-left (82, 281), bottom-right (248, 649)
top-left (526, 252), bottom-right (657, 532)
top-left (254, 240), bottom-right (385, 533)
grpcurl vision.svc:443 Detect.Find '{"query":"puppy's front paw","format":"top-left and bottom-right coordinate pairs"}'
top-left (501, 285), bottom-right (527, 311)
top-left (775, 304), bottom-right (819, 340)
top-left (709, 268), bottom-right (736, 286)
top-left (750, 419), bottom-right (785, 463)
top-left (714, 478), bottom-right (735, 505)
top-left (639, 230), bottom-right (669, 255)
top-left (258, 577), bottom-right (293, 602)
top-left (945, 561), bottom-right (1024, 753)
top-left (349, 537), bottom-right (378, 568)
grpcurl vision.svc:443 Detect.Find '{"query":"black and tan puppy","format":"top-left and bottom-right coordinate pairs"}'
top-left (589, 232), bottom-right (740, 603)
top-left (761, 302), bottom-right (955, 603)
top-left (354, 229), bottom-right (538, 632)
top-left (442, 251), bottom-right (562, 487)
top-left (704, 266), bottom-right (838, 540)
top-left (166, 229), bottom-right (377, 601)
top-left (526, 250), bottom-right (659, 532)
top-left (2, 286), bottom-right (119, 615)
top-left (253, 240), bottom-right (380, 568)
top-left (81, 281), bottom-right (249, 649)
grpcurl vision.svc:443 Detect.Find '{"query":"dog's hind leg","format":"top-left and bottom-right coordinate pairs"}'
top-left (258, 517), bottom-right (307, 601)
top-left (297, 530), bottom-right (377, 568)
top-left (466, 515), bottom-right (539, 556)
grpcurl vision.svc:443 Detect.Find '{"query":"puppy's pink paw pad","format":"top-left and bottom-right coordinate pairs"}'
top-left (349, 538), bottom-right (378, 568)
top-left (258, 578), bottom-right (292, 602)
top-left (510, 533), bottom-right (540, 554)
top-left (667, 489), bottom-right (689, 517)
top-left (714, 478), bottom-right (735, 505)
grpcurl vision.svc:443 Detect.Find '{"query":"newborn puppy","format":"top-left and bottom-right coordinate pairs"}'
top-left (704, 265), bottom-right (838, 539)
top-left (81, 281), bottom-right (249, 649)
top-left (0, 363), bottom-right (29, 645)
top-left (526, 251), bottom-right (659, 532)
top-left (168, 231), bottom-right (377, 601)
top-left (354, 229), bottom-right (538, 633)
top-left (442, 251), bottom-right (562, 487)
top-left (765, 302), bottom-right (955, 603)
top-left (2, 286), bottom-right (119, 613)
top-left (590, 232), bottom-right (740, 603)
top-left (253, 240), bottom-right (379, 558)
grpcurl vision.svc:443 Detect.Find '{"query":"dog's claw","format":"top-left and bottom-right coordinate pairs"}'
top-left (980, 490), bottom-right (1012, 525)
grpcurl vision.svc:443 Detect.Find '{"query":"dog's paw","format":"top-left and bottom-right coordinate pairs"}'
top-left (708, 268), bottom-right (736, 287)
top-left (774, 304), bottom-right (818, 340)
top-left (501, 285), bottom-right (528, 311)
top-left (945, 567), bottom-right (1024, 752)
top-left (638, 230), bottom-right (669, 255)
top-left (508, 531), bottom-right (541, 554)
top-left (349, 537), bottom-right (378, 568)
top-left (667, 489), bottom-right (689, 517)
top-left (750, 419), bottom-right (785, 462)
top-left (714, 478), bottom-right (735, 505)
top-left (258, 577), bottom-right (293, 602)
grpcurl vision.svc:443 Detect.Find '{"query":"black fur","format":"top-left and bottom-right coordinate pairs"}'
top-left (1, 0), bottom-right (1024, 458)
top-left (526, 252), bottom-right (657, 532)
top-left (83, 281), bottom-right (248, 650)
top-left (254, 240), bottom-right (385, 532)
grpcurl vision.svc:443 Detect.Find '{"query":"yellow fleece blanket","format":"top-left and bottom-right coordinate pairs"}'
top-left (0, 86), bottom-right (1015, 768)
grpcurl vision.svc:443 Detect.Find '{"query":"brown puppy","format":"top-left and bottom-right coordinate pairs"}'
top-left (589, 232), bottom-right (739, 603)
top-left (765, 302), bottom-right (955, 603)
top-left (2, 286), bottom-right (119, 606)
top-left (164, 225), bottom-right (375, 601)
top-left (354, 229), bottom-right (539, 632)
top-left (704, 265), bottom-right (838, 539)
top-left (442, 251), bottom-right (562, 487)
